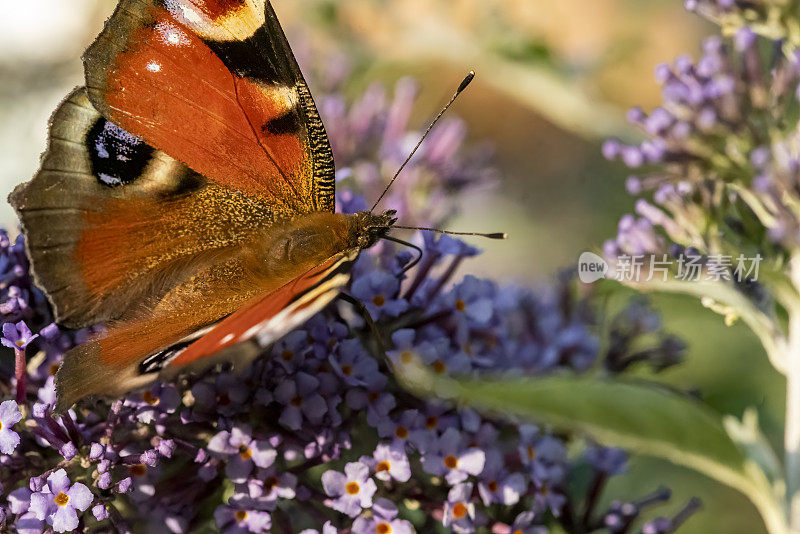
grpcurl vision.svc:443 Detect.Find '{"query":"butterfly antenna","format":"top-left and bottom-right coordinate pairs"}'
top-left (370, 70), bottom-right (476, 213)
top-left (392, 225), bottom-right (507, 240)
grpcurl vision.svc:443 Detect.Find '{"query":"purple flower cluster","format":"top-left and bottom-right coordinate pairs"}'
top-left (0, 71), bottom-right (695, 532)
top-left (603, 23), bottom-right (800, 263)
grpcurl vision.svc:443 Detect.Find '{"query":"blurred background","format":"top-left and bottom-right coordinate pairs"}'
top-left (0, 1), bottom-right (779, 532)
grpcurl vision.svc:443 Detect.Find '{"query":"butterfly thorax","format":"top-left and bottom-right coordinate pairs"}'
top-left (250, 209), bottom-right (395, 277)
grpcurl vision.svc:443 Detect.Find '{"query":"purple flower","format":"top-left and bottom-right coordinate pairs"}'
top-left (208, 425), bottom-right (277, 483)
top-left (274, 372), bottom-right (329, 430)
top-left (125, 382), bottom-right (181, 424)
top-left (376, 409), bottom-right (420, 448)
top-left (248, 467), bottom-right (297, 503)
top-left (441, 275), bottom-right (495, 327)
top-left (361, 442), bottom-right (411, 483)
top-left (352, 498), bottom-right (413, 534)
top-left (321, 461), bottom-right (377, 517)
top-left (213, 503), bottom-right (271, 533)
top-left (29, 469), bottom-right (93, 532)
top-left (351, 270), bottom-right (409, 318)
top-left (585, 446), bottom-right (629, 476)
top-left (1, 321), bottom-right (38, 349)
top-left (518, 425), bottom-right (567, 481)
top-left (8, 486), bottom-right (33, 514)
top-left (190, 373), bottom-right (250, 419)
top-left (15, 512), bottom-right (45, 534)
top-left (0, 399), bottom-right (23, 454)
top-left (92, 503), bottom-right (109, 521)
top-left (443, 482), bottom-right (477, 533)
top-left (422, 427), bottom-right (485, 484)
top-left (477, 452), bottom-right (527, 506)
top-left (329, 338), bottom-right (382, 387)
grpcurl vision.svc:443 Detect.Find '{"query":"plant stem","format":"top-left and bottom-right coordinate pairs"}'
top-left (786, 255), bottom-right (800, 531)
top-left (14, 347), bottom-right (26, 404)
top-left (787, 361), bottom-right (800, 531)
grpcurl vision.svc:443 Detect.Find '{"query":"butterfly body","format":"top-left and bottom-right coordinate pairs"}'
top-left (8, 0), bottom-right (402, 411)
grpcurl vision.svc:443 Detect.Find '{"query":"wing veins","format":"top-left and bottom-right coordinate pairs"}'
top-left (231, 74), bottom-right (300, 200)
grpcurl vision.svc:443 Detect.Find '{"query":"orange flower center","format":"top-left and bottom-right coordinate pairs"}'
top-left (395, 426), bottom-right (409, 439)
top-left (455, 299), bottom-right (466, 311)
top-left (345, 482), bottom-right (360, 495)
top-left (488, 480), bottom-right (499, 492)
top-left (238, 445), bottom-right (252, 460)
top-left (432, 361), bottom-right (446, 374)
top-left (453, 502), bottom-right (468, 519)
top-left (376, 523), bottom-right (392, 534)
top-left (265, 477), bottom-right (279, 491)
top-left (49, 363), bottom-right (59, 376)
top-left (291, 395), bottom-right (303, 407)
top-left (376, 461), bottom-right (391, 472)
top-left (400, 351), bottom-right (414, 364)
top-left (527, 446), bottom-right (536, 460)
top-left (142, 391), bottom-right (160, 406)
top-left (281, 350), bottom-right (294, 361)
top-left (217, 393), bottom-right (231, 406)
top-left (444, 455), bottom-right (458, 469)
top-left (368, 392), bottom-right (380, 402)
top-left (372, 295), bottom-right (386, 307)
top-left (235, 510), bottom-right (248, 522)
top-left (341, 365), bottom-right (353, 376)
top-left (54, 492), bottom-right (69, 507)
top-left (425, 416), bottom-right (438, 430)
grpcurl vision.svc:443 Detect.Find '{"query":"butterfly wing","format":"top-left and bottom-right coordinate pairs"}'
top-left (9, 88), bottom-right (275, 328)
top-left (13, 0), bottom-right (352, 409)
top-left (54, 249), bottom-right (358, 412)
top-left (169, 248), bottom-right (358, 367)
top-left (11, 0), bottom-right (337, 328)
top-left (84, 0), bottom-right (335, 212)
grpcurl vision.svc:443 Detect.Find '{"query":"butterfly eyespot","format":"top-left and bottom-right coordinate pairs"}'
top-left (87, 118), bottom-right (153, 187)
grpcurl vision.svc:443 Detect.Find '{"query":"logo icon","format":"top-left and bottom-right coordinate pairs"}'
top-left (578, 252), bottom-right (609, 283)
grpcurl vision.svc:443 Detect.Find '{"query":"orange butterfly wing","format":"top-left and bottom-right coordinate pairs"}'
top-left (84, 0), bottom-right (335, 212)
top-left (53, 249), bottom-right (358, 412)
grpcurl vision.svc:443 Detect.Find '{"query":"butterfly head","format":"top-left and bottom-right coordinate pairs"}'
top-left (351, 209), bottom-right (397, 250)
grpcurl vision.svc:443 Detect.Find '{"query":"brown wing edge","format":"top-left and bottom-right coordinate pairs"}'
top-left (263, 0), bottom-right (336, 212)
top-left (8, 87), bottom-right (128, 329)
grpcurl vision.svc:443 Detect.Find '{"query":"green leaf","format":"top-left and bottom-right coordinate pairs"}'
top-left (396, 365), bottom-right (788, 534)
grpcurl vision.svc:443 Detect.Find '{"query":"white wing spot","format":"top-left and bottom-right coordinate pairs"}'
top-left (146, 61), bottom-right (162, 73)
top-left (163, 0), bottom-right (205, 26)
top-left (155, 21), bottom-right (190, 47)
top-left (221, 333), bottom-right (235, 344)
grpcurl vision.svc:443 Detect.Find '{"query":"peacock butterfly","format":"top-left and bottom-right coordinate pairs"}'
top-left (9, 0), bottom-right (484, 412)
